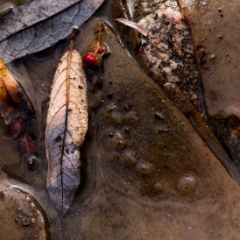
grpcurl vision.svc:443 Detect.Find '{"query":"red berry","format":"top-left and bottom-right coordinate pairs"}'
top-left (97, 46), bottom-right (106, 54)
top-left (83, 52), bottom-right (97, 66)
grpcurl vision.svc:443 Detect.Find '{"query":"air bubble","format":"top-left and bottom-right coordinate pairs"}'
top-left (177, 174), bottom-right (197, 193)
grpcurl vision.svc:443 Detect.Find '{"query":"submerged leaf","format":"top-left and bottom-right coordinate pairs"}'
top-left (0, 58), bottom-right (37, 157)
top-left (45, 34), bottom-right (88, 215)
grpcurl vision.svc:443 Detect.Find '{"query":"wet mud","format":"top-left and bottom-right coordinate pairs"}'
top-left (1, 17), bottom-right (240, 239)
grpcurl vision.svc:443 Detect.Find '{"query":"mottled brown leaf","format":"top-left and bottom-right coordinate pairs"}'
top-left (0, 58), bottom-right (37, 157)
top-left (0, 0), bottom-right (105, 63)
top-left (45, 36), bottom-right (88, 215)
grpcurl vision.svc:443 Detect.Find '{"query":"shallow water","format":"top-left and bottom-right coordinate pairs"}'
top-left (1, 1), bottom-right (240, 240)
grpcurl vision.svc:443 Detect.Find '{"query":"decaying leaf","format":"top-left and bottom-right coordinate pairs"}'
top-left (0, 0), bottom-right (105, 63)
top-left (0, 0), bottom-right (82, 41)
top-left (45, 30), bottom-right (88, 215)
top-left (0, 58), bottom-right (37, 158)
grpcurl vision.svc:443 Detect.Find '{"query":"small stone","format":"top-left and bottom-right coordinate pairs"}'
top-left (154, 112), bottom-right (164, 120)
top-left (21, 218), bottom-right (30, 226)
top-left (191, 93), bottom-right (197, 100)
top-left (158, 128), bottom-right (169, 133)
top-left (30, 218), bottom-right (36, 225)
top-left (27, 155), bottom-right (35, 165)
top-left (154, 181), bottom-right (163, 191)
top-left (210, 54), bottom-right (216, 60)
top-left (136, 160), bottom-right (156, 175)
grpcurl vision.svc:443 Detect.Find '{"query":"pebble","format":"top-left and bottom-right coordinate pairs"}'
top-left (155, 112), bottom-right (164, 120)
top-left (154, 181), bottom-right (163, 191)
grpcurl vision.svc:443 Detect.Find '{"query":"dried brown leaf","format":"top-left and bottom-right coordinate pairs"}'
top-left (45, 40), bottom-right (88, 215)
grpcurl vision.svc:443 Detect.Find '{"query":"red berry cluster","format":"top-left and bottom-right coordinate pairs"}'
top-left (83, 45), bottom-right (106, 68)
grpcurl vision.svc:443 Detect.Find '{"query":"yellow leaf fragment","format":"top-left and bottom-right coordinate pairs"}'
top-left (0, 58), bottom-right (20, 100)
top-left (0, 58), bottom-right (37, 157)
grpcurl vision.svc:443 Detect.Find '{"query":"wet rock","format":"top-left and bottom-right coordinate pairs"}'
top-left (0, 177), bottom-right (47, 240)
top-left (179, 0), bottom-right (240, 168)
top-left (128, 0), bottom-right (204, 112)
top-left (180, 0), bottom-right (240, 119)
